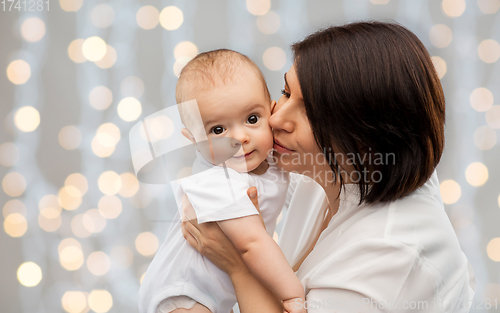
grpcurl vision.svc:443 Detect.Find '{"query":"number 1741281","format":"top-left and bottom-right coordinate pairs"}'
top-left (2, 0), bottom-right (49, 11)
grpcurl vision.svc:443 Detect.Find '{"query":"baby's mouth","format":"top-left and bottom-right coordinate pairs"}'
top-left (233, 150), bottom-right (255, 159)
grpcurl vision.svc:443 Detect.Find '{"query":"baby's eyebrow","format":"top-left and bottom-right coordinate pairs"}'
top-left (284, 73), bottom-right (290, 90)
top-left (245, 103), bottom-right (266, 112)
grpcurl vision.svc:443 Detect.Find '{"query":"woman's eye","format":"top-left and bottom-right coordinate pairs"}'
top-left (211, 126), bottom-right (225, 135)
top-left (247, 115), bottom-right (259, 124)
top-left (281, 89), bottom-right (291, 98)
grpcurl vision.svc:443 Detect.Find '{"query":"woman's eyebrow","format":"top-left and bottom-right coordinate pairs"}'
top-left (284, 73), bottom-right (290, 90)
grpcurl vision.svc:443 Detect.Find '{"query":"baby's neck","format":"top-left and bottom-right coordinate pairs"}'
top-left (250, 159), bottom-right (269, 175)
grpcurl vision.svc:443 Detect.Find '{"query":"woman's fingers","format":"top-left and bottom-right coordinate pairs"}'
top-left (247, 187), bottom-right (265, 229)
top-left (181, 193), bottom-right (197, 222)
top-left (181, 220), bottom-right (201, 248)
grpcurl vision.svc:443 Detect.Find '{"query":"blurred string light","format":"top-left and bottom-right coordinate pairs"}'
top-left (2, 172), bottom-right (26, 197)
top-left (4, 213), bottom-right (27, 237)
top-left (0, 142), bottom-right (20, 167)
top-left (96, 123), bottom-right (121, 148)
top-left (246, 0), bottom-right (271, 15)
top-left (61, 291), bottom-right (88, 313)
top-left (82, 36), bottom-right (107, 62)
top-left (263, 47), bottom-right (287, 71)
top-left (17, 262), bottom-right (42, 287)
top-left (117, 97), bottom-right (142, 122)
top-left (98, 171), bottom-right (122, 196)
top-left (91, 4), bottom-right (115, 28)
top-left (486, 105), bottom-right (500, 128)
top-left (440, 179), bottom-right (462, 204)
top-left (119, 172), bottom-right (140, 198)
top-left (68, 39), bottom-right (87, 63)
top-left (38, 194), bottom-right (62, 232)
top-left (135, 232), bottom-right (159, 256)
top-left (20, 17), bottom-right (46, 42)
top-left (478, 39), bottom-right (500, 64)
top-left (173, 41), bottom-right (198, 76)
top-left (6, 60), bottom-right (31, 85)
top-left (465, 162), bottom-right (489, 187)
top-left (97, 195), bottom-right (122, 219)
top-left (58, 125), bottom-right (82, 150)
top-left (58, 238), bottom-right (84, 271)
top-left (470, 87), bottom-right (494, 112)
top-left (369, 0), bottom-right (390, 4)
top-left (442, 0), bottom-right (466, 17)
top-left (58, 184), bottom-right (82, 211)
top-left (159, 6), bottom-right (183, 30)
top-left (87, 251), bottom-right (111, 276)
top-left (72, 214), bottom-right (92, 238)
top-left (477, 0), bottom-right (500, 14)
top-left (3, 199), bottom-right (26, 217)
top-left (431, 56), bottom-right (447, 79)
top-left (256, 11), bottom-right (280, 34)
top-left (88, 290), bottom-right (113, 313)
top-left (429, 24), bottom-right (452, 48)
top-left (473, 126), bottom-right (497, 150)
top-left (95, 45), bottom-right (117, 69)
top-left (91, 123), bottom-right (122, 158)
top-left (59, 0), bottom-right (83, 12)
top-left (136, 5), bottom-right (160, 30)
top-left (89, 86), bottom-right (113, 110)
top-left (82, 209), bottom-right (107, 234)
top-left (487, 238), bottom-right (500, 262)
top-left (14, 106), bottom-right (40, 132)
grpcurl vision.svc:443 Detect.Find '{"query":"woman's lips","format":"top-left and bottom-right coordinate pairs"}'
top-left (273, 139), bottom-right (295, 153)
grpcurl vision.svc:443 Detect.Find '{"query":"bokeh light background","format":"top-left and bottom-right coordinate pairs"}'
top-left (1, 0), bottom-right (499, 312)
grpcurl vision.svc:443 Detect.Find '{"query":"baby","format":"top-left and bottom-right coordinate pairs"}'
top-left (139, 49), bottom-right (305, 313)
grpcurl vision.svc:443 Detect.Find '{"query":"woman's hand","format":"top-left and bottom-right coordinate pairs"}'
top-left (181, 187), bottom-right (263, 277)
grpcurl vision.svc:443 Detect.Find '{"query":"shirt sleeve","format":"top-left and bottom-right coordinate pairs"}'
top-left (304, 238), bottom-right (443, 313)
top-left (179, 167), bottom-right (259, 224)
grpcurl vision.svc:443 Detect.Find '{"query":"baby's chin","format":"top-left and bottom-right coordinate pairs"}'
top-left (220, 156), bottom-right (266, 173)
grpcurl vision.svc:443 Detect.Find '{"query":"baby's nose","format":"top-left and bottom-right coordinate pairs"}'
top-left (231, 129), bottom-right (250, 146)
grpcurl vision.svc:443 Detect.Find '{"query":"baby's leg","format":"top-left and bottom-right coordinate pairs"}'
top-left (171, 303), bottom-right (211, 313)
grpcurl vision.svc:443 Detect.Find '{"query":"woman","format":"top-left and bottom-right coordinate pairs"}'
top-left (181, 22), bottom-right (476, 313)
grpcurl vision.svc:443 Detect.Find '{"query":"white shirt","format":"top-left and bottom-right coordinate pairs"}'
top-left (138, 152), bottom-right (289, 313)
top-left (278, 171), bottom-right (476, 313)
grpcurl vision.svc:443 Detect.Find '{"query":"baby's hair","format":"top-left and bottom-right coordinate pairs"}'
top-left (176, 49), bottom-right (271, 129)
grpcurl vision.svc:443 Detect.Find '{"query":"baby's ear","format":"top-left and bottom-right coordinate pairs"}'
top-left (270, 100), bottom-right (277, 114)
top-left (181, 128), bottom-right (196, 145)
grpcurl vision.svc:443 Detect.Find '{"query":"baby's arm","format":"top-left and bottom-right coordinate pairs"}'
top-left (217, 215), bottom-right (305, 311)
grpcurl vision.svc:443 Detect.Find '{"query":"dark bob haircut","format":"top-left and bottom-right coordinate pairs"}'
top-left (292, 21), bottom-right (445, 204)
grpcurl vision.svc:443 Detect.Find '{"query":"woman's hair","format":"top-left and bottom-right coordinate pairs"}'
top-left (292, 21), bottom-right (445, 204)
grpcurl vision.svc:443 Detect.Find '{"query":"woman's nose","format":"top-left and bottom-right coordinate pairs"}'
top-left (269, 99), bottom-right (294, 133)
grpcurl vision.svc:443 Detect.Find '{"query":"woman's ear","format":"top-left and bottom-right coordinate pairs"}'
top-left (271, 100), bottom-right (277, 114)
top-left (181, 128), bottom-right (196, 146)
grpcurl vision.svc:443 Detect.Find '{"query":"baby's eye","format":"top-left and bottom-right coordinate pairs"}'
top-left (247, 115), bottom-right (259, 124)
top-left (281, 89), bottom-right (291, 98)
top-left (211, 126), bottom-right (225, 135)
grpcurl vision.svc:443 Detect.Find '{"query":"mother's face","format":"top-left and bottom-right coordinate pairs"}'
top-left (269, 64), bottom-right (329, 178)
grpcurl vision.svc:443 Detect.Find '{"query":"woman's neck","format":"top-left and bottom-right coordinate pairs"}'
top-left (313, 169), bottom-right (342, 218)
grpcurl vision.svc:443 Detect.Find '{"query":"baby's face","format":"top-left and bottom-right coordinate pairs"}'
top-left (193, 74), bottom-right (273, 172)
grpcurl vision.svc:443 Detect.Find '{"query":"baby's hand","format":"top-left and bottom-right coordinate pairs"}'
top-left (283, 298), bottom-right (307, 313)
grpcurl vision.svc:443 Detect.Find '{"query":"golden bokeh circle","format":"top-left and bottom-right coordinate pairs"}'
top-left (17, 262), bottom-right (42, 287)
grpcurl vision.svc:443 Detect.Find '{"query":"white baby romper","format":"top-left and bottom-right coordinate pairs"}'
top-left (138, 150), bottom-right (290, 313)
